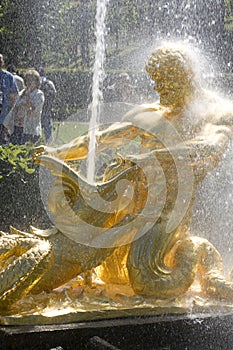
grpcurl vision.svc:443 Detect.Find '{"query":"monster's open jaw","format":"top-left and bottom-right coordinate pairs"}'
top-left (36, 154), bottom-right (75, 175)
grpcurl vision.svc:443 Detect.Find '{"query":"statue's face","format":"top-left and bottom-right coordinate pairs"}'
top-left (146, 47), bottom-right (194, 108)
top-left (153, 62), bottom-right (192, 107)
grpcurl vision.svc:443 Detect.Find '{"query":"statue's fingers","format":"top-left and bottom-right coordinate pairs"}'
top-left (32, 145), bottom-right (46, 162)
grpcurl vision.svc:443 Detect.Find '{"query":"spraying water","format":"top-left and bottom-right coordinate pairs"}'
top-left (87, 0), bottom-right (109, 183)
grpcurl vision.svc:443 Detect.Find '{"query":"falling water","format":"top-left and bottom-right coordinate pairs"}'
top-left (87, 0), bottom-right (109, 183)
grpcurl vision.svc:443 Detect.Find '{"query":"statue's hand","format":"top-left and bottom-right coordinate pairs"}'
top-left (126, 153), bottom-right (149, 162)
top-left (33, 145), bottom-right (55, 164)
top-left (125, 153), bottom-right (155, 165)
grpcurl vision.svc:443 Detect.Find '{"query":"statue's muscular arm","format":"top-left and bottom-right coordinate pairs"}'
top-left (34, 122), bottom-right (151, 162)
top-left (34, 111), bottom-right (233, 177)
top-left (122, 118), bottom-right (233, 181)
top-left (140, 120), bottom-right (233, 180)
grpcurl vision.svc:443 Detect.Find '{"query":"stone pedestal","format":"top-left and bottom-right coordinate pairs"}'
top-left (1, 313), bottom-right (233, 350)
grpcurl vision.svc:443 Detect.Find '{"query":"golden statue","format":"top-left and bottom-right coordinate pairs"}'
top-left (1, 43), bottom-right (233, 324)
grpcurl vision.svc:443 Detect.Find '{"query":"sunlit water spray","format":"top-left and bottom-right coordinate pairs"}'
top-left (87, 0), bottom-right (109, 183)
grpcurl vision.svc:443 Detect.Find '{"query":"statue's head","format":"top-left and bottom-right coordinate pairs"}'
top-left (146, 44), bottom-right (198, 108)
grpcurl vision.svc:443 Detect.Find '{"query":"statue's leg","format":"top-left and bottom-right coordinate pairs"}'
top-left (127, 231), bottom-right (200, 298)
top-left (127, 230), bottom-right (233, 300)
top-left (0, 234), bottom-right (52, 309)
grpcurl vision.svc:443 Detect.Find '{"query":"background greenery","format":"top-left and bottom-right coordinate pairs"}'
top-left (0, 0), bottom-right (232, 121)
top-left (0, 143), bottom-right (51, 230)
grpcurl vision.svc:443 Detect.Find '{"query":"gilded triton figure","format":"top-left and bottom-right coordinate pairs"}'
top-left (1, 43), bottom-right (233, 313)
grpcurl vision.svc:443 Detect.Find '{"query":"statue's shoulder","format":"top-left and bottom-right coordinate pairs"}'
top-left (121, 102), bottom-right (167, 134)
top-left (122, 102), bottom-right (163, 122)
top-left (125, 101), bottom-right (161, 114)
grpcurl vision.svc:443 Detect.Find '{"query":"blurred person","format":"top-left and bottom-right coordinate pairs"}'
top-left (7, 64), bottom-right (25, 91)
top-left (38, 67), bottom-right (56, 143)
top-left (0, 54), bottom-right (19, 143)
top-left (4, 69), bottom-right (44, 144)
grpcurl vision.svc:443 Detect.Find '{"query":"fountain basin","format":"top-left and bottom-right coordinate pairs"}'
top-left (1, 311), bottom-right (233, 350)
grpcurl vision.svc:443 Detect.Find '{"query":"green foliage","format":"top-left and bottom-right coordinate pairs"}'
top-left (0, 143), bottom-right (36, 179)
top-left (0, 0), bottom-right (161, 69)
top-left (0, 0), bottom-right (230, 78)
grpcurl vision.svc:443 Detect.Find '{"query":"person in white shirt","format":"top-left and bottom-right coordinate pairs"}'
top-left (4, 69), bottom-right (44, 144)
